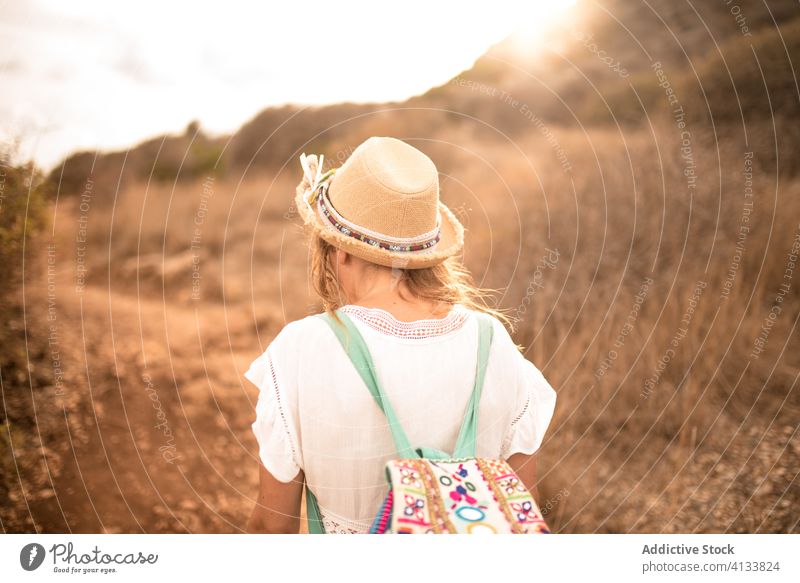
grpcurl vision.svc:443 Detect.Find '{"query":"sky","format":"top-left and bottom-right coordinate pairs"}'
top-left (0, 0), bottom-right (575, 171)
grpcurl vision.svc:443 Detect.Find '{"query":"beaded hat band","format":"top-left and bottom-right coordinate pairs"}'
top-left (294, 137), bottom-right (464, 270)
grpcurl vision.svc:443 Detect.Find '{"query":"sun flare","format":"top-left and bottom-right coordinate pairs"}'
top-left (2, 0), bottom-right (579, 169)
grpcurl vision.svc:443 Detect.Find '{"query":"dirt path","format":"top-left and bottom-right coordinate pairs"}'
top-left (11, 261), bottom-right (284, 533)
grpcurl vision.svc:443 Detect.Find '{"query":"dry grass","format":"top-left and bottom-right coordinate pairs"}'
top-left (4, 118), bottom-right (799, 533)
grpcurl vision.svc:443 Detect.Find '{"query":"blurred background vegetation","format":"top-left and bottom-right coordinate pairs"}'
top-left (2, 0), bottom-right (799, 533)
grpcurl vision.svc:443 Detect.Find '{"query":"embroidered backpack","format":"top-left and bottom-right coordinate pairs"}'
top-left (304, 309), bottom-right (550, 534)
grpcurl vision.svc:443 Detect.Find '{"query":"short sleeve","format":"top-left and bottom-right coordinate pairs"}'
top-left (500, 340), bottom-right (557, 459)
top-left (244, 323), bottom-right (303, 483)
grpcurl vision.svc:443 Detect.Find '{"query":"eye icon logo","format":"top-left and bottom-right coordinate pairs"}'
top-left (20, 543), bottom-right (46, 571)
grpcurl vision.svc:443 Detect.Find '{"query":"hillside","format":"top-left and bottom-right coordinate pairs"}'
top-left (50, 0), bottom-right (800, 192)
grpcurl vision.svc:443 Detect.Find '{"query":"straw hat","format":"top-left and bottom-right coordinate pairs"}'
top-left (294, 137), bottom-right (464, 269)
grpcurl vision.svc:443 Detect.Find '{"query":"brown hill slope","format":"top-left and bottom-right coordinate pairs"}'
top-left (50, 0), bottom-right (800, 194)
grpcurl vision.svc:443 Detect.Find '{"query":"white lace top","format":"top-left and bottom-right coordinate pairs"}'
top-left (244, 304), bottom-right (557, 534)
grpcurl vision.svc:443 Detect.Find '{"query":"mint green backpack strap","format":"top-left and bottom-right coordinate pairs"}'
top-left (306, 308), bottom-right (418, 534)
top-left (316, 310), bottom-right (417, 459)
top-left (451, 313), bottom-right (494, 458)
top-left (305, 488), bottom-right (325, 534)
top-left (308, 308), bottom-right (493, 534)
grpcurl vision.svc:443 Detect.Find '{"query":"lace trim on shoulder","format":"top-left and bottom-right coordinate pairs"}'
top-left (340, 304), bottom-right (469, 339)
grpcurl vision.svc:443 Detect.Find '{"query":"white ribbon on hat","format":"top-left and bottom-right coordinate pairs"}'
top-left (299, 153), bottom-right (335, 206)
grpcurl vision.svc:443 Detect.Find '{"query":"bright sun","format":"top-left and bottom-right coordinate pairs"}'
top-left (2, 0), bottom-right (579, 169)
top-left (505, 0), bottom-right (579, 55)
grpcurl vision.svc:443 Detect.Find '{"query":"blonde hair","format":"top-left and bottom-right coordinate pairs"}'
top-left (309, 235), bottom-right (515, 332)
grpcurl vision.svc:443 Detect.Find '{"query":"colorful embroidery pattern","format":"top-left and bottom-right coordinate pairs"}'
top-left (380, 457), bottom-right (550, 534)
top-left (476, 458), bottom-right (550, 534)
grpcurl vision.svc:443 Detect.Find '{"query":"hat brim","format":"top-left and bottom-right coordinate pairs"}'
top-left (294, 187), bottom-right (464, 269)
